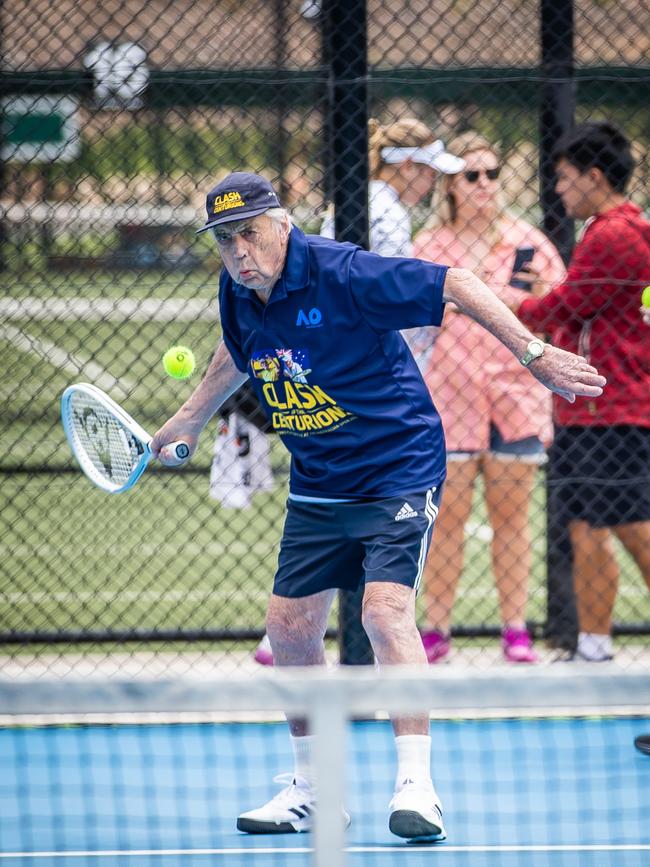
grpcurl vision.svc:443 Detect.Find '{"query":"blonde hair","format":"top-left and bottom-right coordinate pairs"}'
top-left (427, 131), bottom-right (507, 246)
top-left (368, 117), bottom-right (436, 178)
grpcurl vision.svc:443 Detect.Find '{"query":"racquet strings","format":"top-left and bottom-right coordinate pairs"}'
top-left (65, 389), bottom-right (147, 488)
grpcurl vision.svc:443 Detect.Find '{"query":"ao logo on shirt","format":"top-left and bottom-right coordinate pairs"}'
top-left (296, 308), bottom-right (322, 328)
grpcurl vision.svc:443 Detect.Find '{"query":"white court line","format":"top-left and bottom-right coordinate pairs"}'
top-left (0, 298), bottom-right (218, 322)
top-left (0, 324), bottom-right (133, 400)
top-left (0, 589), bottom-right (268, 604)
top-left (2, 844), bottom-right (649, 858)
top-left (0, 587), bottom-right (498, 605)
top-left (0, 540), bottom-right (277, 556)
top-left (2, 584), bottom-right (647, 606)
top-left (2, 201), bottom-right (199, 230)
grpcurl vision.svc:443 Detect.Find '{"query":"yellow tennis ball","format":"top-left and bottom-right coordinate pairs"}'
top-left (641, 286), bottom-right (650, 308)
top-left (162, 346), bottom-right (196, 380)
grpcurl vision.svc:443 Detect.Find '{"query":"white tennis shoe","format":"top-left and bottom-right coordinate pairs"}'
top-left (388, 778), bottom-right (446, 842)
top-left (237, 773), bottom-right (351, 834)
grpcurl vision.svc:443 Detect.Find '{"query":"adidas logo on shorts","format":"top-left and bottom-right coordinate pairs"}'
top-left (394, 502), bottom-right (418, 521)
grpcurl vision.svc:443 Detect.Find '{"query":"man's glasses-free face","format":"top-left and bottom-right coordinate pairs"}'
top-left (463, 167), bottom-right (501, 183)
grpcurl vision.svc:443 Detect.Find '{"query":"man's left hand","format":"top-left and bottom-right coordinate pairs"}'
top-left (527, 345), bottom-right (606, 403)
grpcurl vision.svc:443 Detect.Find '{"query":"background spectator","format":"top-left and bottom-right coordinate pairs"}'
top-left (321, 116), bottom-right (465, 256)
top-left (322, 117), bottom-right (466, 367)
top-left (413, 131), bottom-right (566, 664)
top-left (209, 382), bottom-right (275, 509)
top-left (515, 120), bottom-right (650, 662)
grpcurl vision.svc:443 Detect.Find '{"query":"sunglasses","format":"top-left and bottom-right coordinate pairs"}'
top-left (463, 167), bottom-right (501, 183)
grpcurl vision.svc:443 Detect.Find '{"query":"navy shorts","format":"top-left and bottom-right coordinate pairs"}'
top-left (548, 425), bottom-right (650, 528)
top-left (273, 486), bottom-right (443, 598)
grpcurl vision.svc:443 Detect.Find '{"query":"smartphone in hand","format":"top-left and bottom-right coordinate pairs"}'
top-left (510, 246), bottom-right (535, 290)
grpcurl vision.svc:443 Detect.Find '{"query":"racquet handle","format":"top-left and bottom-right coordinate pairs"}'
top-left (158, 440), bottom-right (191, 467)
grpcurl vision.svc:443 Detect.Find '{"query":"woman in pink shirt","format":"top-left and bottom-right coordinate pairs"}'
top-left (413, 132), bottom-right (566, 663)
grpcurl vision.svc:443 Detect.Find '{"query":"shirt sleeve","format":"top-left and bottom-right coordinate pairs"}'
top-left (218, 275), bottom-right (248, 372)
top-left (348, 249), bottom-right (447, 332)
top-left (518, 218), bottom-right (644, 331)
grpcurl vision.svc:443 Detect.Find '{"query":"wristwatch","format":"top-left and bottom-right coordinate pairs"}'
top-left (520, 338), bottom-right (545, 367)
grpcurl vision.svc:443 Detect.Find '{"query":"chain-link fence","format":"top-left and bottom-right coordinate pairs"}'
top-left (2, 0), bottom-right (649, 675)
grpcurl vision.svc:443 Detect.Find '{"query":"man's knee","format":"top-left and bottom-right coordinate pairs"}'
top-left (266, 596), bottom-right (327, 650)
top-left (362, 583), bottom-right (416, 637)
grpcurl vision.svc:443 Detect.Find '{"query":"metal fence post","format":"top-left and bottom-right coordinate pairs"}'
top-left (539, 0), bottom-right (579, 651)
top-left (324, 0), bottom-right (373, 666)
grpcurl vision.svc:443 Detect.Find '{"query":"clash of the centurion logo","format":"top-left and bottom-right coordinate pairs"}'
top-left (211, 189), bottom-right (275, 215)
top-left (250, 347), bottom-right (356, 436)
top-left (212, 191), bottom-right (245, 214)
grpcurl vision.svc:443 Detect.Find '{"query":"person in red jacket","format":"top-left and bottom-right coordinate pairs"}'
top-left (515, 121), bottom-right (650, 661)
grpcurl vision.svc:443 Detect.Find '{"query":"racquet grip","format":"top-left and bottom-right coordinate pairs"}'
top-left (159, 440), bottom-right (191, 467)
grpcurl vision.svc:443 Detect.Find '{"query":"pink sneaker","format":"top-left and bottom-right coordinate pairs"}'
top-left (421, 630), bottom-right (451, 664)
top-left (502, 627), bottom-right (538, 663)
top-left (254, 634), bottom-right (274, 666)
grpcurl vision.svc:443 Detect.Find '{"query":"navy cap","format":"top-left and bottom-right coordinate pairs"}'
top-left (196, 172), bottom-right (281, 234)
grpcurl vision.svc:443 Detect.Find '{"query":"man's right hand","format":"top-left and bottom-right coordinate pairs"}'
top-left (150, 418), bottom-right (200, 467)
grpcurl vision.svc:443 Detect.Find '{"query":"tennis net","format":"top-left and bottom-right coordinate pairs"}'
top-left (1, 666), bottom-right (649, 867)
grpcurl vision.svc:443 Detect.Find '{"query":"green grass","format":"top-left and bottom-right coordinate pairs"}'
top-left (1, 272), bottom-right (648, 654)
top-left (417, 476), bottom-right (650, 632)
top-left (3, 272), bottom-right (222, 454)
top-left (2, 459), bottom-right (290, 637)
top-left (3, 465), bottom-right (648, 651)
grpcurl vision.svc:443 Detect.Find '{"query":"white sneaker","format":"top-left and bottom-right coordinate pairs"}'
top-left (388, 778), bottom-right (446, 842)
top-left (237, 773), bottom-right (351, 835)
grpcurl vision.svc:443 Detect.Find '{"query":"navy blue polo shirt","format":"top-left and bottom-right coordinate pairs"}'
top-left (219, 225), bottom-right (448, 499)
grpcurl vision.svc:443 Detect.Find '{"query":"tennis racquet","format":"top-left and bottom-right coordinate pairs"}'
top-left (61, 382), bottom-right (190, 493)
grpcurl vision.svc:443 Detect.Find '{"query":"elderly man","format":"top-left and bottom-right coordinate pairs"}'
top-left (152, 171), bottom-right (605, 843)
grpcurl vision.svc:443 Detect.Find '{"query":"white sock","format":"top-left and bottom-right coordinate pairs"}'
top-left (291, 734), bottom-right (316, 789)
top-left (577, 632), bottom-right (613, 661)
top-left (394, 734), bottom-right (432, 790)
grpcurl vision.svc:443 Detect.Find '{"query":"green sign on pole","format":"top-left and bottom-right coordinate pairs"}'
top-left (2, 95), bottom-right (80, 163)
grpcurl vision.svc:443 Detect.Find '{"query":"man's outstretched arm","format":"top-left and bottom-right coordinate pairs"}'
top-left (443, 268), bottom-right (606, 403)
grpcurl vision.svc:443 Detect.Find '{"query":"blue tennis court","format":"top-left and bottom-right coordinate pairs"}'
top-left (2, 715), bottom-right (649, 867)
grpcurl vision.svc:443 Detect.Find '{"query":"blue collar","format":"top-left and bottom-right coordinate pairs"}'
top-left (231, 225), bottom-right (311, 301)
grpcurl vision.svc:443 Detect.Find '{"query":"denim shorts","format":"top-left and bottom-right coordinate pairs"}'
top-left (447, 423), bottom-right (546, 464)
top-left (273, 486), bottom-right (442, 598)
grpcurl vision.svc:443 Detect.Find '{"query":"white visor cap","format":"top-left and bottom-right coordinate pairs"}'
top-left (381, 140), bottom-right (465, 174)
